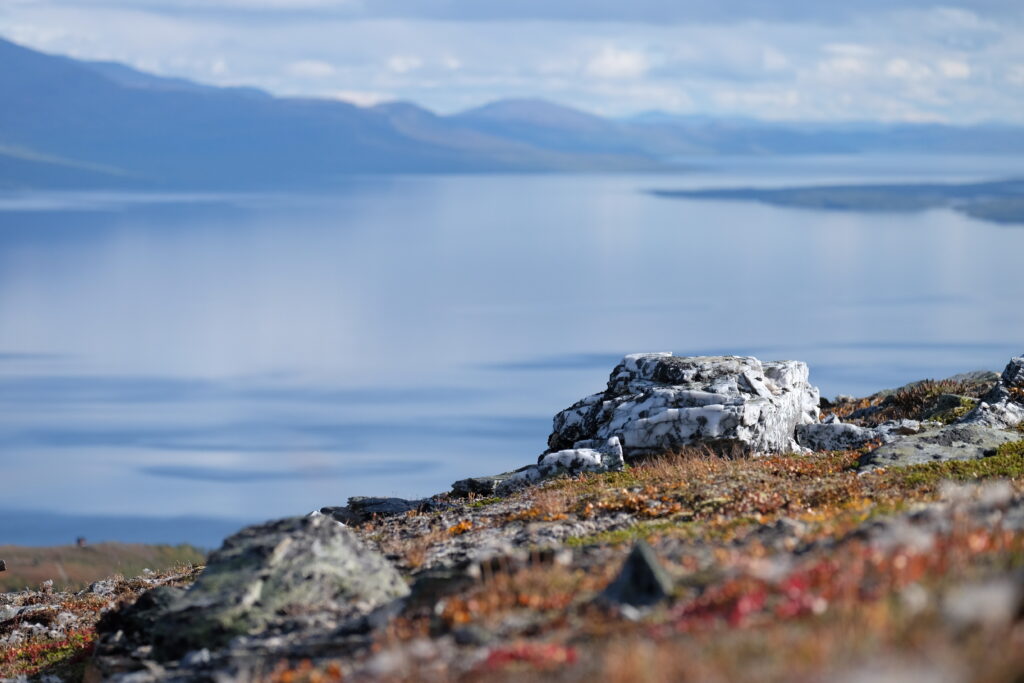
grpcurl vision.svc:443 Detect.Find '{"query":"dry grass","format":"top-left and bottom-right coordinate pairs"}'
top-left (0, 543), bottom-right (205, 592)
top-left (828, 378), bottom-right (994, 425)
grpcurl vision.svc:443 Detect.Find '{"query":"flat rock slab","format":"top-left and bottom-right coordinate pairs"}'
top-left (858, 424), bottom-right (1020, 470)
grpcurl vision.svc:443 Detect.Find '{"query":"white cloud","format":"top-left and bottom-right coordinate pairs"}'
top-left (387, 54), bottom-right (422, 73)
top-left (817, 56), bottom-right (869, 78)
top-left (331, 90), bottom-right (391, 106)
top-left (823, 43), bottom-right (874, 58)
top-left (1, 3), bottom-right (1023, 122)
top-left (938, 59), bottom-right (970, 79)
top-left (762, 47), bottom-right (789, 71)
top-left (713, 88), bottom-right (801, 110)
top-left (286, 59), bottom-right (335, 78)
top-left (584, 46), bottom-right (649, 80)
top-left (885, 58), bottom-right (932, 80)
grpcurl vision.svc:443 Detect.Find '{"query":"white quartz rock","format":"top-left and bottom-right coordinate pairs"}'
top-left (548, 353), bottom-right (820, 459)
top-left (956, 354), bottom-right (1024, 429)
top-left (538, 436), bottom-right (624, 476)
top-left (797, 419), bottom-right (925, 452)
top-left (497, 437), bottom-right (624, 495)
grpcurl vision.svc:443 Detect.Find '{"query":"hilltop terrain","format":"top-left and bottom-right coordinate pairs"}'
top-left (2, 353), bottom-right (1023, 682)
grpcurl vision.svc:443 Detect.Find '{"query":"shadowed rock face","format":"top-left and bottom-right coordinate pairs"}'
top-left (548, 353), bottom-right (820, 459)
top-left (106, 515), bottom-right (409, 660)
top-left (600, 540), bottom-right (674, 608)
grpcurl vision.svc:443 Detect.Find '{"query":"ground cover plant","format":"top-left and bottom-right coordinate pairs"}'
top-left (3, 440), bottom-right (1023, 681)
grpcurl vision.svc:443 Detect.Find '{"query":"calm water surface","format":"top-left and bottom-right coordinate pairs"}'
top-left (2, 157), bottom-right (1023, 545)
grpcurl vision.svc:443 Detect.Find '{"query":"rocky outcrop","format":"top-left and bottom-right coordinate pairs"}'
top-left (858, 424), bottom-right (1020, 470)
top-left (547, 353), bottom-right (820, 459)
top-left (857, 354), bottom-right (1023, 469)
top-left (957, 355), bottom-right (1024, 430)
top-left (100, 515), bottom-right (409, 661)
top-left (796, 417), bottom-right (925, 452)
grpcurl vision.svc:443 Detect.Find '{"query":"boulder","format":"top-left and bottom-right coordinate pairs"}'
top-left (548, 353), bottom-right (820, 459)
top-left (106, 514), bottom-right (409, 659)
top-left (858, 424), bottom-right (1020, 470)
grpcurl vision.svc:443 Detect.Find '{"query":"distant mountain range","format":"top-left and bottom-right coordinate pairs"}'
top-left (4, 36), bottom-right (1024, 189)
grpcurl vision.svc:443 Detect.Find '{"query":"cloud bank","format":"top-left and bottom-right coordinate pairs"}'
top-left (1, 1), bottom-right (1022, 121)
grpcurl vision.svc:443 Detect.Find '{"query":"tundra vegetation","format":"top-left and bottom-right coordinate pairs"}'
top-left (3, 360), bottom-right (1023, 682)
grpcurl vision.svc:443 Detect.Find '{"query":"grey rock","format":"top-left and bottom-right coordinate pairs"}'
top-left (86, 578), bottom-right (118, 596)
top-left (942, 574), bottom-right (1024, 631)
top-left (496, 437), bottom-right (625, 495)
top-left (451, 473), bottom-right (517, 498)
top-left (548, 353), bottom-right (820, 459)
top-left (797, 421), bottom-right (878, 451)
top-left (998, 355), bottom-right (1024, 390)
top-left (797, 418), bottom-right (924, 452)
top-left (180, 648), bottom-right (212, 667)
top-left (454, 438), bottom-right (625, 497)
top-left (600, 540), bottom-right (674, 608)
top-left (954, 354), bottom-right (1024, 430)
top-left (859, 424), bottom-right (1020, 470)
top-left (323, 497), bottom-right (439, 525)
top-left (946, 369), bottom-right (1003, 385)
top-left (452, 625), bottom-right (492, 646)
top-left (957, 399), bottom-right (1024, 429)
top-left (105, 514), bottom-right (409, 660)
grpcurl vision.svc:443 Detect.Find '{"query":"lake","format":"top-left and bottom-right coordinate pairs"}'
top-left (2, 156), bottom-right (1024, 546)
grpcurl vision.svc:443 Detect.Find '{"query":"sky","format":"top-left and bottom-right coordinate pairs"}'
top-left (2, 1), bottom-right (1024, 122)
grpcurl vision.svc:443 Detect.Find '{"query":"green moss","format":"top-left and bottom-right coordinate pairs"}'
top-left (930, 396), bottom-right (978, 424)
top-left (467, 497), bottom-right (502, 508)
top-left (565, 520), bottom-right (684, 548)
top-left (896, 440), bottom-right (1024, 487)
top-left (544, 467), bottom-right (641, 494)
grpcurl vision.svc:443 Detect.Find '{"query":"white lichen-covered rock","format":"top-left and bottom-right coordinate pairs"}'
top-left (797, 418), bottom-right (926, 452)
top-left (496, 437), bottom-right (624, 495)
top-left (548, 353), bottom-right (820, 459)
top-left (538, 436), bottom-right (625, 475)
top-left (956, 354), bottom-right (1024, 429)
